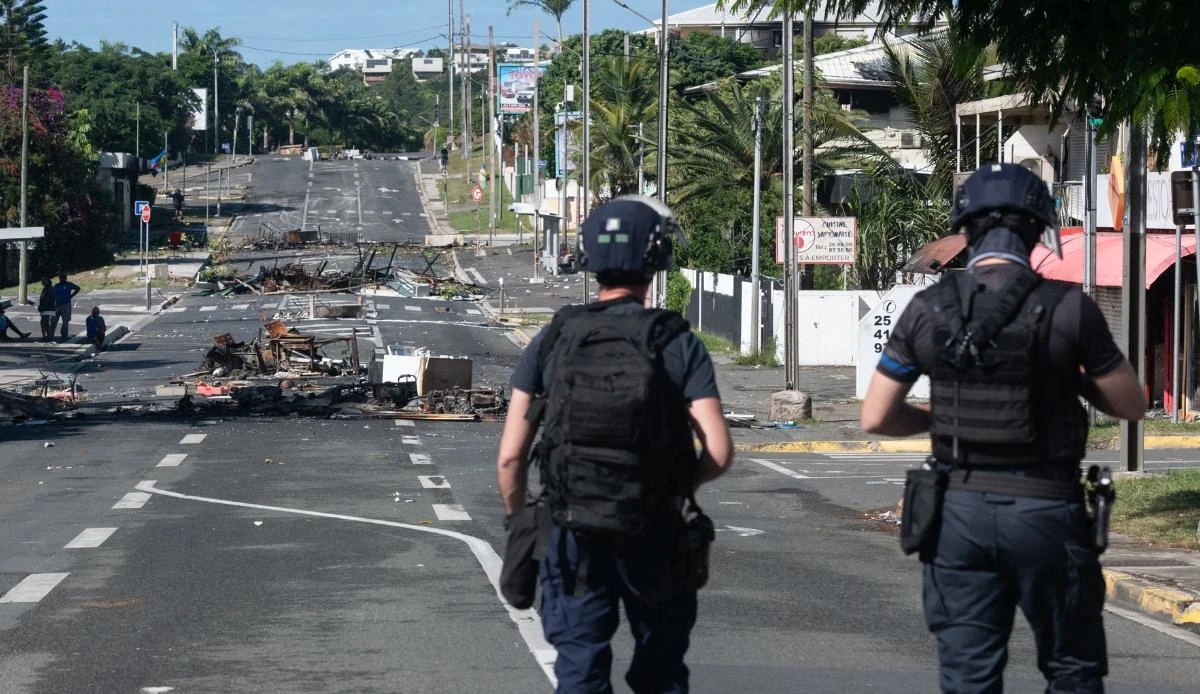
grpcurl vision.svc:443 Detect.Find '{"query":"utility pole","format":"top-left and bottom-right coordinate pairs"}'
top-left (163, 131), bottom-right (170, 193)
top-left (213, 51), bottom-right (220, 156)
top-left (17, 66), bottom-right (28, 304)
top-left (459, 0), bottom-right (468, 158)
top-left (136, 102), bottom-right (140, 160)
top-left (1083, 111), bottom-right (1097, 298)
top-left (489, 25), bottom-right (497, 247)
top-left (532, 16), bottom-right (541, 280)
top-left (654, 0), bottom-right (669, 307)
top-left (582, 0), bottom-right (591, 303)
top-left (448, 0), bottom-right (454, 150)
top-left (1120, 126), bottom-right (1147, 473)
top-left (750, 95), bottom-right (763, 355)
top-left (233, 108), bottom-right (241, 166)
top-left (801, 9), bottom-right (814, 300)
top-left (637, 121), bottom-right (644, 194)
top-left (782, 11), bottom-right (796, 389)
top-left (172, 22), bottom-right (178, 70)
top-left (465, 14), bottom-right (473, 176)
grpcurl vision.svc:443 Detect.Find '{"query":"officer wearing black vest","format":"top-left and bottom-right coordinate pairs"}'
top-left (498, 195), bottom-right (734, 694)
top-left (861, 163), bottom-right (1145, 693)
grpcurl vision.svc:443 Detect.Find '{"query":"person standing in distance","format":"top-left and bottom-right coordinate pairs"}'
top-left (497, 195), bottom-right (734, 694)
top-left (861, 163), bottom-right (1145, 693)
top-left (50, 273), bottom-right (80, 341)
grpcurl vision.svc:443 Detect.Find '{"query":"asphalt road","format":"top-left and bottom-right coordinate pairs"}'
top-left (3, 157), bottom-right (1199, 693)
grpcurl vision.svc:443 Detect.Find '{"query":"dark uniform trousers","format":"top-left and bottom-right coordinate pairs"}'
top-left (540, 526), bottom-right (698, 694)
top-left (924, 489), bottom-right (1108, 693)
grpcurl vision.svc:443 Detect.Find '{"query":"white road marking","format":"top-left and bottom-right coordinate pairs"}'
top-left (198, 305), bottom-right (217, 312)
top-left (0, 573), bottom-right (70, 603)
top-left (133, 481), bottom-right (557, 684)
top-left (433, 504), bottom-right (471, 521)
top-left (1104, 604), bottom-right (1200, 648)
top-left (301, 190), bottom-right (310, 230)
top-left (821, 453), bottom-right (928, 460)
top-left (376, 303), bottom-right (391, 310)
top-left (402, 435), bottom-right (421, 445)
top-left (164, 306), bottom-right (187, 313)
top-left (113, 491), bottom-right (152, 509)
top-left (748, 458), bottom-right (810, 479)
top-left (723, 525), bottom-right (766, 537)
top-left (380, 210), bottom-right (392, 215)
top-left (466, 268), bottom-right (487, 285)
top-left (394, 419), bottom-right (414, 427)
top-left (466, 309), bottom-right (482, 315)
top-left (410, 453), bottom-right (432, 465)
top-left (229, 303), bottom-right (249, 310)
top-left (419, 475), bottom-right (450, 489)
top-left (157, 453), bottom-right (188, 467)
top-left (141, 688), bottom-right (176, 693)
top-left (356, 184), bottom-right (363, 226)
top-left (404, 305), bottom-right (422, 312)
top-left (64, 527), bottom-right (118, 549)
top-left (179, 434), bottom-right (206, 444)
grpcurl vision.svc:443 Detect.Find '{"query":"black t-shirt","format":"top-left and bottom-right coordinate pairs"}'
top-left (510, 302), bottom-right (721, 403)
top-left (876, 265), bottom-right (1125, 383)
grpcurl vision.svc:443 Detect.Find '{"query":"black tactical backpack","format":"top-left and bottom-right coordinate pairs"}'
top-left (532, 298), bottom-right (694, 536)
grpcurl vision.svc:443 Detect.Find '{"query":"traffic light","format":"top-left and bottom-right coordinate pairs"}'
top-left (434, 102), bottom-right (440, 126)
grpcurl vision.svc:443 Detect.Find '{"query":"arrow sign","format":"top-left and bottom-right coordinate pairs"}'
top-left (722, 525), bottom-right (766, 538)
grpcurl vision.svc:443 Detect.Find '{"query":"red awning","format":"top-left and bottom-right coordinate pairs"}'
top-left (1031, 232), bottom-right (1197, 289)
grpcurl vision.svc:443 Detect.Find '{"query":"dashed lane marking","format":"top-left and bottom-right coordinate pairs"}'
top-left (376, 303), bottom-right (391, 310)
top-left (0, 573), bottom-right (70, 603)
top-left (394, 419), bottom-right (414, 427)
top-left (198, 306), bottom-right (217, 312)
top-left (157, 453), bottom-right (188, 467)
top-left (180, 434), bottom-right (206, 445)
top-left (134, 481), bottom-right (557, 684)
top-left (432, 504), bottom-right (472, 521)
top-left (410, 453), bottom-right (432, 465)
top-left (229, 303), bottom-right (249, 310)
top-left (402, 436), bottom-right (421, 446)
top-left (113, 490), bottom-right (153, 509)
top-left (64, 527), bottom-right (118, 549)
top-left (404, 305), bottom-right (422, 312)
top-left (466, 309), bottom-right (482, 315)
top-left (419, 475), bottom-right (450, 489)
top-left (748, 458), bottom-right (810, 479)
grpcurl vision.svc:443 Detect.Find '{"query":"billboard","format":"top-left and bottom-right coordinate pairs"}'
top-left (190, 87), bottom-right (208, 131)
top-left (775, 216), bottom-right (857, 265)
top-left (498, 63), bottom-right (543, 115)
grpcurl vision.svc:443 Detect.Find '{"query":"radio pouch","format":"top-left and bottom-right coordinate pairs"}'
top-left (900, 467), bottom-right (948, 561)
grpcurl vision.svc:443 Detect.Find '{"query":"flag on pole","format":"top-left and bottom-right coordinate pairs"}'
top-left (148, 148), bottom-right (168, 176)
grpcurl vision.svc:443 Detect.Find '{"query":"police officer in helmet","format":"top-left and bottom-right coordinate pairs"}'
top-left (497, 195), bottom-right (734, 693)
top-left (861, 163), bottom-right (1145, 693)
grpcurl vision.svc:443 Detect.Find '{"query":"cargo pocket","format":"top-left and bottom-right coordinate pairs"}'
top-left (1065, 542), bottom-right (1105, 614)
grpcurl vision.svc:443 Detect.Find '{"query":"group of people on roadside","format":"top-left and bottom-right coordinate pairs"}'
top-left (0, 273), bottom-right (106, 350)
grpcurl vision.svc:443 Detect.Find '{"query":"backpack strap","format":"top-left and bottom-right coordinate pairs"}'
top-left (534, 297), bottom-right (645, 390)
top-left (638, 309), bottom-right (691, 357)
top-left (938, 269), bottom-right (1042, 369)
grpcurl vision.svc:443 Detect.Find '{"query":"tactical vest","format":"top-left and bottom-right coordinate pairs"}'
top-left (927, 269), bottom-right (1088, 467)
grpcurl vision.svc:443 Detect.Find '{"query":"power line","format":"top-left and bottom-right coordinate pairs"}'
top-left (236, 25), bottom-right (445, 43)
top-left (240, 36), bottom-right (442, 57)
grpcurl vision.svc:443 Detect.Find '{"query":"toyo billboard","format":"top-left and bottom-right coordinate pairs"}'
top-left (498, 63), bottom-right (543, 115)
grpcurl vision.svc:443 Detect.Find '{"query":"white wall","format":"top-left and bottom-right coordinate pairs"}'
top-left (794, 291), bottom-right (879, 365)
top-left (1003, 124), bottom-right (1065, 167)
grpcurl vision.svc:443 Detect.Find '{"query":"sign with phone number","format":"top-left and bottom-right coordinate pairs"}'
top-left (775, 216), bottom-right (857, 265)
top-left (855, 285), bottom-right (930, 400)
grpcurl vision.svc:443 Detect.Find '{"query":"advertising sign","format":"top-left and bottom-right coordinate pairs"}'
top-left (497, 63), bottom-right (543, 115)
top-left (190, 87), bottom-right (208, 131)
top-left (775, 216), bottom-right (857, 265)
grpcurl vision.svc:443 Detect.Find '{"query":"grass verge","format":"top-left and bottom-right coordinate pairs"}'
top-left (1111, 468), bottom-right (1200, 549)
top-left (734, 337), bottom-right (780, 366)
top-left (695, 331), bottom-right (735, 354)
top-left (1088, 418), bottom-right (1200, 448)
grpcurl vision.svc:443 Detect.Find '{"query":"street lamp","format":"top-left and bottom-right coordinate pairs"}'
top-left (233, 107), bottom-right (242, 165)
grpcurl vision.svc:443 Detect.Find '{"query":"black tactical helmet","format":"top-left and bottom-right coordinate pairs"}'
top-left (951, 163), bottom-right (1061, 257)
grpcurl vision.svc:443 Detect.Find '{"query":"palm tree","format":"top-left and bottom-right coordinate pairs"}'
top-left (1136, 64), bottom-right (1200, 170)
top-left (507, 0), bottom-right (577, 53)
top-left (586, 55), bottom-right (657, 198)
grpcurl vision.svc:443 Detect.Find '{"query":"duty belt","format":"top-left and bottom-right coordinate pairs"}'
top-left (944, 468), bottom-right (1083, 501)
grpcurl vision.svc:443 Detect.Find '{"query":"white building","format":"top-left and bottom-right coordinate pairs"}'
top-left (328, 48), bottom-right (420, 73)
top-left (412, 56), bottom-right (444, 81)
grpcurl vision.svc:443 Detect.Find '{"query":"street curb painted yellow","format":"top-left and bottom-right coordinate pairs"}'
top-left (735, 439), bottom-right (931, 454)
top-left (738, 435), bottom-right (1200, 454)
top-left (1103, 569), bottom-right (1200, 627)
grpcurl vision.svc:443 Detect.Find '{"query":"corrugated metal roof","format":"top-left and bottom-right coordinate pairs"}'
top-left (735, 27), bottom-right (947, 87)
top-left (654, 1), bottom-right (885, 27)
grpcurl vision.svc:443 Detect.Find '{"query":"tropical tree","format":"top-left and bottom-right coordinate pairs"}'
top-left (586, 55), bottom-right (657, 198)
top-left (506, 0), bottom-right (577, 53)
top-left (0, 0), bottom-right (46, 81)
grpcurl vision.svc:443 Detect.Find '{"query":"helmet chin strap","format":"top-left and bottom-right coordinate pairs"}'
top-left (966, 227), bottom-right (1034, 269)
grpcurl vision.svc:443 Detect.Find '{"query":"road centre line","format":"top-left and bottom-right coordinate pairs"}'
top-left (230, 304), bottom-right (249, 310)
top-left (419, 475), bottom-right (450, 489)
top-left (157, 453), bottom-right (188, 467)
top-left (748, 458), bottom-right (810, 479)
top-left (410, 453), bottom-right (433, 465)
top-left (179, 434), bottom-right (207, 444)
top-left (64, 527), bottom-right (118, 549)
top-left (0, 573), bottom-right (70, 603)
top-left (394, 419), bottom-right (414, 427)
top-left (432, 504), bottom-right (472, 521)
top-left (402, 436), bottom-right (421, 445)
top-left (133, 481), bottom-right (557, 684)
top-left (404, 305), bottom-right (422, 312)
top-left (113, 491), bottom-right (153, 509)
top-left (198, 306), bottom-right (217, 312)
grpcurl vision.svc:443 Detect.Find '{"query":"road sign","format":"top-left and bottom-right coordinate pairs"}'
top-left (472, 184), bottom-right (483, 203)
top-left (134, 200), bottom-right (150, 216)
top-left (775, 216), bottom-right (857, 265)
top-left (141, 206), bottom-right (151, 223)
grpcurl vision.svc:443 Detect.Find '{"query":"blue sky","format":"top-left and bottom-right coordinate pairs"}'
top-left (45, 1), bottom-right (716, 67)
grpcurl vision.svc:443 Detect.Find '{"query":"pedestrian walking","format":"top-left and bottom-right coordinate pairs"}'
top-left (497, 195), bottom-right (733, 694)
top-left (36, 278), bottom-right (55, 342)
top-left (172, 188), bottom-right (185, 220)
top-left (85, 306), bottom-right (107, 351)
top-left (860, 163), bottom-right (1146, 693)
top-left (49, 273), bottom-right (80, 341)
top-left (0, 305), bottom-right (30, 340)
